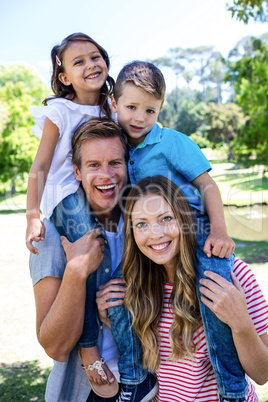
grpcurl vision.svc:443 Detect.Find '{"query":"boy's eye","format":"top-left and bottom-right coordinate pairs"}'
top-left (147, 109), bottom-right (155, 114)
top-left (127, 105), bottom-right (135, 110)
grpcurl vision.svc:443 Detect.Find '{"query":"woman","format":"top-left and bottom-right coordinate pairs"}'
top-left (97, 176), bottom-right (268, 402)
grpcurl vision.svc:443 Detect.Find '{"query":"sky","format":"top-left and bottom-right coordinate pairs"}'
top-left (0, 0), bottom-right (267, 92)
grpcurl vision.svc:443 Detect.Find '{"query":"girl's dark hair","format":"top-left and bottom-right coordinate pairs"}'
top-left (43, 33), bottom-right (115, 119)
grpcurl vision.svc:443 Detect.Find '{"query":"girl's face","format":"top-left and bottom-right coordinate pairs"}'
top-left (131, 193), bottom-right (180, 281)
top-left (59, 41), bottom-right (108, 104)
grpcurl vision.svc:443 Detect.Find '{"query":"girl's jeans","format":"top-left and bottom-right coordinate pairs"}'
top-left (51, 187), bottom-right (146, 385)
top-left (195, 212), bottom-right (247, 399)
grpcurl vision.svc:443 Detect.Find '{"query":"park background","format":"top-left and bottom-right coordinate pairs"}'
top-left (0, 0), bottom-right (268, 400)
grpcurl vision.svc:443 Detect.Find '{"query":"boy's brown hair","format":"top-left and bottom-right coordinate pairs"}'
top-left (113, 61), bottom-right (166, 105)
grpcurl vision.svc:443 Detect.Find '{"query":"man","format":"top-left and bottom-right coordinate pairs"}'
top-left (29, 118), bottom-right (157, 402)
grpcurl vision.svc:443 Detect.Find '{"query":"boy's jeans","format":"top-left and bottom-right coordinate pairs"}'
top-left (51, 186), bottom-right (146, 384)
top-left (195, 213), bottom-right (248, 399)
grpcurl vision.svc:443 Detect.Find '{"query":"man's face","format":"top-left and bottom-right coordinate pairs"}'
top-left (73, 137), bottom-right (127, 215)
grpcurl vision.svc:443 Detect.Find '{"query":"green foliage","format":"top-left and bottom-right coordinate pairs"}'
top-left (189, 133), bottom-right (211, 149)
top-left (202, 102), bottom-right (246, 159)
top-left (225, 38), bottom-right (268, 170)
top-left (227, 0), bottom-right (268, 23)
top-left (0, 65), bottom-right (48, 192)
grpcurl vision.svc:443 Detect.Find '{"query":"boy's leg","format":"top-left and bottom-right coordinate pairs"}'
top-left (195, 215), bottom-right (247, 400)
top-left (107, 265), bottom-right (146, 385)
top-left (51, 186), bottom-right (99, 347)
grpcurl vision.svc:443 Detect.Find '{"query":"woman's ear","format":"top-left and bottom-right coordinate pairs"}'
top-left (59, 72), bottom-right (72, 86)
top-left (73, 164), bottom-right (82, 181)
top-left (111, 96), bottom-right (117, 113)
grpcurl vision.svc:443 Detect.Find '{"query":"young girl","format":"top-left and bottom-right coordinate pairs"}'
top-left (25, 33), bottom-right (119, 398)
top-left (120, 176), bottom-right (268, 402)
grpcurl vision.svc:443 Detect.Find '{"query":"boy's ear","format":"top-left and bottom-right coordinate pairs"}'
top-left (73, 164), bottom-right (82, 181)
top-left (111, 96), bottom-right (117, 113)
top-left (59, 72), bottom-right (72, 86)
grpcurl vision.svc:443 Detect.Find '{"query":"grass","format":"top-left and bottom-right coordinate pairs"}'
top-left (0, 361), bottom-right (50, 401)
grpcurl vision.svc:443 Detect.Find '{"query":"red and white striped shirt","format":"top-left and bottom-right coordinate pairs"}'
top-left (152, 259), bottom-right (268, 402)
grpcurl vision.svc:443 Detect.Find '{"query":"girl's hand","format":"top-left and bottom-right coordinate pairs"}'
top-left (203, 231), bottom-right (235, 259)
top-left (26, 218), bottom-right (46, 255)
top-left (199, 271), bottom-right (252, 333)
top-left (61, 229), bottom-right (105, 278)
top-left (96, 278), bottom-right (126, 328)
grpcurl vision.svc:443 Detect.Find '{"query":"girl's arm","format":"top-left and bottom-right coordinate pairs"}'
top-left (200, 270), bottom-right (268, 385)
top-left (26, 118), bottom-right (60, 254)
top-left (34, 229), bottom-right (105, 361)
top-left (192, 172), bottom-right (235, 258)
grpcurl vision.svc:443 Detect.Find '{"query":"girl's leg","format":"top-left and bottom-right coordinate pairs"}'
top-left (51, 187), bottom-right (116, 389)
top-left (195, 215), bottom-right (247, 400)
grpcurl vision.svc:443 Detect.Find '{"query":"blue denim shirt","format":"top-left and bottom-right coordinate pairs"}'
top-left (128, 123), bottom-right (212, 211)
top-left (29, 217), bottom-right (118, 402)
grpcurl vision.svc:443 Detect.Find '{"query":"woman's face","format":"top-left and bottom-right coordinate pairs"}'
top-left (131, 193), bottom-right (180, 279)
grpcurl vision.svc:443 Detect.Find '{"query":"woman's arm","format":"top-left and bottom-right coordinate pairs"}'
top-left (26, 118), bottom-right (60, 254)
top-left (34, 229), bottom-right (105, 361)
top-left (200, 270), bottom-right (268, 384)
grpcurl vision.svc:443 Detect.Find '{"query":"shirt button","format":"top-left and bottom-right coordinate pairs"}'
top-left (104, 240), bottom-right (108, 244)
top-left (100, 325), bottom-right (103, 330)
top-left (129, 161), bottom-right (134, 165)
top-left (105, 268), bottom-right (109, 273)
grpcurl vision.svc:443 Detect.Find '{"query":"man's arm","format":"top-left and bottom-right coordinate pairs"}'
top-left (33, 229), bottom-right (105, 361)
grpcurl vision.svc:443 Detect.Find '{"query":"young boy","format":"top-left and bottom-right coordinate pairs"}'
top-left (111, 60), bottom-right (247, 402)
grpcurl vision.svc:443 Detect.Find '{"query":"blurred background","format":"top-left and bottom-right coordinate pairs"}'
top-left (0, 0), bottom-right (267, 400)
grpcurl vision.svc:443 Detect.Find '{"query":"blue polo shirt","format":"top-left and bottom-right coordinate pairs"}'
top-left (128, 123), bottom-right (212, 211)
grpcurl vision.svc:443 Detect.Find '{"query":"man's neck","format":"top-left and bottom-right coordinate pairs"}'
top-left (96, 205), bottom-right (121, 232)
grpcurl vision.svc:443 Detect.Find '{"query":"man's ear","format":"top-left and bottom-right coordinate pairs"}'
top-left (59, 72), bottom-right (72, 86)
top-left (73, 164), bottom-right (82, 181)
top-left (111, 96), bottom-right (117, 113)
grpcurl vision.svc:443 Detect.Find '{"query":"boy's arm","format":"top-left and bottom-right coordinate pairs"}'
top-left (26, 118), bottom-right (60, 254)
top-left (192, 172), bottom-right (235, 258)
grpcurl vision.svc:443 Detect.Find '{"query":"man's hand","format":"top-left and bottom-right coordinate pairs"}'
top-left (26, 218), bottom-right (46, 255)
top-left (96, 278), bottom-right (126, 328)
top-left (203, 231), bottom-right (235, 258)
top-left (61, 229), bottom-right (105, 278)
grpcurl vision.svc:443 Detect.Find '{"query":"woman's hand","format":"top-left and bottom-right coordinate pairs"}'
top-left (199, 270), bottom-right (252, 333)
top-left (96, 278), bottom-right (126, 328)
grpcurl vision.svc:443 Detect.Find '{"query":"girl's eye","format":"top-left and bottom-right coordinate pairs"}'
top-left (74, 60), bottom-right (83, 65)
top-left (92, 55), bottom-right (100, 60)
top-left (162, 216), bottom-right (172, 223)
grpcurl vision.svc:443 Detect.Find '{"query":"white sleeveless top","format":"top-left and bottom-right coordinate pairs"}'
top-left (30, 98), bottom-right (116, 218)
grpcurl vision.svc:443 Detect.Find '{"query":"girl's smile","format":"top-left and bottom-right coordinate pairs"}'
top-left (59, 41), bottom-right (108, 105)
top-left (132, 194), bottom-right (180, 280)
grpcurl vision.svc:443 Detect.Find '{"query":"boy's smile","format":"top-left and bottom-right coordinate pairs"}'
top-left (112, 83), bottom-right (162, 147)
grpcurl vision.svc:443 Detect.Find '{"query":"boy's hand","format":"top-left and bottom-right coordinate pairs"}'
top-left (26, 218), bottom-right (46, 255)
top-left (203, 231), bottom-right (235, 259)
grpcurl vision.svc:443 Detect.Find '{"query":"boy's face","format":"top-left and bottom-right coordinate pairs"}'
top-left (111, 83), bottom-right (163, 147)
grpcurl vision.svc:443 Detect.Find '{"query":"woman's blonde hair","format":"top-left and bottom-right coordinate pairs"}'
top-left (122, 176), bottom-right (200, 371)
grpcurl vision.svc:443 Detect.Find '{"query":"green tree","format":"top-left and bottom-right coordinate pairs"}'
top-left (225, 38), bottom-right (268, 170)
top-left (227, 0), bottom-right (268, 23)
top-left (202, 102), bottom-right (246, 160)
top-left (0, 64), bottom-right (49, 192)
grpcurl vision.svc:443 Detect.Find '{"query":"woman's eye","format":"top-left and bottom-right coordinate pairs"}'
top-left (136, 222), bottom-right (146, 228)
top-left (162, 216), bottom-right (172, 223)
